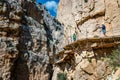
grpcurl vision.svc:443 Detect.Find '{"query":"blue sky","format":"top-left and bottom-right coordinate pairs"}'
top-left (36, 0), bottom-right (59, 17)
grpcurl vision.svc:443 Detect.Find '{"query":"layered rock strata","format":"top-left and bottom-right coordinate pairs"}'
top-left (0, 0), bottom-right (63, 80)
top-left (57, 0), bottom-right (120, 45)
top-left (52, 37), bottom-right (120, 80)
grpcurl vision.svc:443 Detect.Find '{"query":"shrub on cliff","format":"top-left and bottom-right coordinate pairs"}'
top-left (57, 72), bottom-right (67, 80)
top-left (84, 0), bottom-right (88, 3)
top-left (109, 48), bottom-right (120, 68)
top-left (116, 77), bottom-right (120, 80)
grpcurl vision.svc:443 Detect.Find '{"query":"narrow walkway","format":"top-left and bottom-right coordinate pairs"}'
top-left (64, 35), bottom-right (120, 50)
top-left (56, 35), bottom-right (120, 64)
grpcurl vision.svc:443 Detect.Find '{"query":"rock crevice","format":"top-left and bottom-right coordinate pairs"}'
top-left (57, 0), bottom-right (120, 45)
top-left (0, 0), bottom-right (63, 80)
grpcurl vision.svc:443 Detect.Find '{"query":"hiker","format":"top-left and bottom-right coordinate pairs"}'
top-left (72, 33), bottom-right (76, 41)
top-left (99, 24), bottom-right (107, 36)
top-left (93, 23), bottom-right (107, 37)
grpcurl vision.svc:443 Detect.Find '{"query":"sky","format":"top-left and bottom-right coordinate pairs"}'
top-left (36, 0), bottom-right (59, 17)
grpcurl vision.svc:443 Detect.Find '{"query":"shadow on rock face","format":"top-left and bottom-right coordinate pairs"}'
top-left (10, 58), bottom-right (29, 80)
top-left (0, 77), bottom-right (3, 80)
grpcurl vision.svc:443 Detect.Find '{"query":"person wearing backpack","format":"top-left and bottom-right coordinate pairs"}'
top-left (93, 23), bottom-right (107, 37)
top-left (101, 24), bottom-right (107, 36)
top-left (73, 33), bottom-right (76, 41)
top-left (97, 24), bottom-right (107, 37)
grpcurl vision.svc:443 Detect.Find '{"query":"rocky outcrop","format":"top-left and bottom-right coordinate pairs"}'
top-left (0, 0), bottom-right (63, 80)
top-left (57, 0), bottom-right (120, 78)
top-left (57, 0), bottom-right (120, 45)
top-left (1, 0), bottom-right (120, 80)
top-left (53, 37), bottom-right (120, 80)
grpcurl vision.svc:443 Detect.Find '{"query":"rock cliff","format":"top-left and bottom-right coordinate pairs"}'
top-left (53, 0), bottom-right (120, 80)
top-left (52, 36), bottom-right (120, 80)
top-left (57, 0), bottom-right (120, 45)
top-left (0, 0), bottom-right (63, 80)
top-left (1, 0), bottom-right (120, 80)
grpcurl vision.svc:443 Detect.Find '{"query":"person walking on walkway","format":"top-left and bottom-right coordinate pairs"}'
top-left (97, 24), bottom-right (107, 37)
top-left (93, 23), bottom-right (107, 37)
top-left (72, 33), bottom-right (76, 41)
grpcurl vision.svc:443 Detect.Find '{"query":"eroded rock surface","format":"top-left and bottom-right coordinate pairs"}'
top-left (53, 38), bottom-right (120, 80)
top-left (0, 0), bottom-right (63, 80)
top-left (57, 0), bottom-right (120, 45)
top-left (1, 0), bottom-right (120, 80)
top-left (56, 0), bottom-right (120, 78)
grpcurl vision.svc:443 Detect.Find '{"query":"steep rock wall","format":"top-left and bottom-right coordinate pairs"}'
top-left (0, 0), bottom-right (63, 80)
top-left (52, 37), bottom-right (120, 80)
top-left (57, 0), bottom-right (120, 45)
top-left (56, 0), bottom-right (120, 80)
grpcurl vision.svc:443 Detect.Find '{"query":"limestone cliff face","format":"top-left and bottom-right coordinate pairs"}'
top-left (55, 0), bottom-right (120, 80)
top-left (1, 0), bottom-right (120, 80)
top-left (57, 0), bottom-right (120, 45)
top-left (0, 0), bottom-right (63, 80)
top-left (52, 37), bottom-right (120, 80)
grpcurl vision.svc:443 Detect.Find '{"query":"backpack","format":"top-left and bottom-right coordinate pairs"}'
top-left (73, 34), bottom-right (76, 41)
top-left (102, 24), bottom-right (106, 30)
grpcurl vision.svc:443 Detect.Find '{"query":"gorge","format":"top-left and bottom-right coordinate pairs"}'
top-left (0, 0), bottom-right (120, 80)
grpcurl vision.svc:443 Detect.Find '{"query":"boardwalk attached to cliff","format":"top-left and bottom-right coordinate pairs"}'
top-left (64, 35), bottom-right (120, 50)
top-left (56, 35), bottom-right (120, 64)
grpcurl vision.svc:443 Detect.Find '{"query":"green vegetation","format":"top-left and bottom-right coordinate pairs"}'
top-left (84, 0), bottom-right (88, 3)
top-left (94, 35), bottom-right (99, 38)
top-left (108, 48), bottom-right (120, 68)
top-left (57, 72), bottom-right (67, 80)
top-left (116, 76), bottom-right (120, 80)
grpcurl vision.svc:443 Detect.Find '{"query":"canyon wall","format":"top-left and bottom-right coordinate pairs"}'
top-left (57, 0), bottom-right (120, 45)
top-left (52, 0), bottom-right (120, 80)
top-left (0, 0), bottom-right (63, 80)
top-left (0, 0), bottom-right (120, 80)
